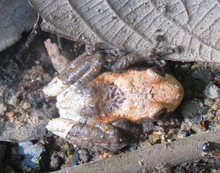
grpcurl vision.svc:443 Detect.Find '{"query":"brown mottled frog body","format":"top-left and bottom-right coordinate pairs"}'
top-left (45, 66), bottom-right (183, 153)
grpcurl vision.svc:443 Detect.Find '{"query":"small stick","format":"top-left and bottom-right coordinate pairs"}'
top-left (15, 14), bottom-right (41, 64)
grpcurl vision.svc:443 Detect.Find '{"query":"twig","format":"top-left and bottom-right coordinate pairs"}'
top-left (15, 14), bottom-right (41, 64)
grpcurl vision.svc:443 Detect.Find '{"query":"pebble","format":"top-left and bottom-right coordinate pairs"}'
top-left (0, 102), bottom-right (7, 115)
top-left (149, 132), bottom-right (161, 144)
top-left (191, 62), bottom-right (205, 69)
top-left (180, 63), bottom-right (191, 70)
top-left (26, 166), bottom-right (32, 172)
top-left (181, 98), bottom-right (209, 118)
top-left (204, 98), bottom-right (214, 107)
top-left (204, 82), bottom-right (220, 99)
top-left (140, 140), bottom-right (152, 148)
top-left (216, 110), bottom-right (220, 117)
top-left (214, 73), bottom-right (220, 82)
top-left (211, 102), bottom-right (219, 110)
top-left (8, 95), bottom-right (18, 105)
top-left (191, 69), bottom-right (213, 84)
top-left (6, 111), bottom-right (15, 118)
top-left (22, 102), bottom-right (31, 109)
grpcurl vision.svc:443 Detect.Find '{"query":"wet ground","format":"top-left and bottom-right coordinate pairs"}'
top-left (1, 31), bottom-right (220, 172)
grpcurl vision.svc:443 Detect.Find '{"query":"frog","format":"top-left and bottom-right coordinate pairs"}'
top-left (43, 48), bottom-right (184, 153)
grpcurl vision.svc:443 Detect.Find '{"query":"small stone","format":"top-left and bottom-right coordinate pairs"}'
top-left (43, 104), bottom-right (49, 109)
top-left (180, 129), bottom-right (192, 137)
top-left (22, 102), bottom-right (31, 109)
top-left (10, 117), bottom-right (15, 122)
top-left (216, 110), bottom-right (220, 117)
top-left (26, 166), bottom-right (32, 172)
top-left (0, 118), bottom-right (5, 122)
top-left (6, 111), bottom-right (15, 118)
top-left (8, 95), bottom-right (18, 105)
top-left (36, 77), bottom-right (41, 81)
top-left (204, 98), bottom-right (214, 107)
top-left (180, 63), bottom-right (191, 70)
top-left (215, 73), bottom-right (220, 82)
top-left (139, 160), bottom-right (144, 165)
top-left (211, 102), bottom-right (219, 110)
top-left (0, 88), bottom-right (5, 97)
top-left (191, 62), bottom-right (205, 69)
top-left (149, 131), bottom-right (161, 144)
top-left (140, 140), bottom-right (152, 148)
top-left (15, 120), bottom-right (25, 127)
top-left (204, 82), bottom-right (220, 99)
top-left (192, 69), bottom-right (213, 84)
top-left (0, 102), bottom-right (7, 115)
top-left (181, 98), bottom-right (209, 118)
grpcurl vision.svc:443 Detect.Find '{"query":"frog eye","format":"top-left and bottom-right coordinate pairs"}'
top-left (151, 66), bottom-right (165, 77)
top-left (151, 107), bottom-right (168, 120)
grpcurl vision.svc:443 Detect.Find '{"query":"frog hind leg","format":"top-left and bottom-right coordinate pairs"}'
top-left (43, 52), bottom-right (104, 97)
top-left (46, 118), bottom-right (127, 153)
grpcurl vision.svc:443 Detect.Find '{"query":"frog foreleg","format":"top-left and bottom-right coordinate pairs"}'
top-left (111, 48), bottom-right (175, 72)
top-left (111, 52), bottom-right (154, 72)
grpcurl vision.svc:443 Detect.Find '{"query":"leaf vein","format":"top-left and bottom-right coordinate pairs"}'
top-left (69, 0), bottom-right (116, 48)
top-left (149, 0), bottom-right (219, 52)
top-left (192, 3), bottom-right (218, 31)
top-left (109, 26), bottom-right (125, 43)
top-left (105, 0), bottom-right (152, 44)
top-left (87, 8), bottom-right (109, 22)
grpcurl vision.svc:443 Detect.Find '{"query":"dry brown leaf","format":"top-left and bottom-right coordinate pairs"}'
top-left (29, 0), bottom-right (220, 62)
top-left (44, 39), bottom-right (69, 73)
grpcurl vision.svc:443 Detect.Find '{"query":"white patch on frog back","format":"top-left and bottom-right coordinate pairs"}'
top-left (46, 118), bottom-right (76, 138)
top-left (56, 85), bottom-right (92, 123)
